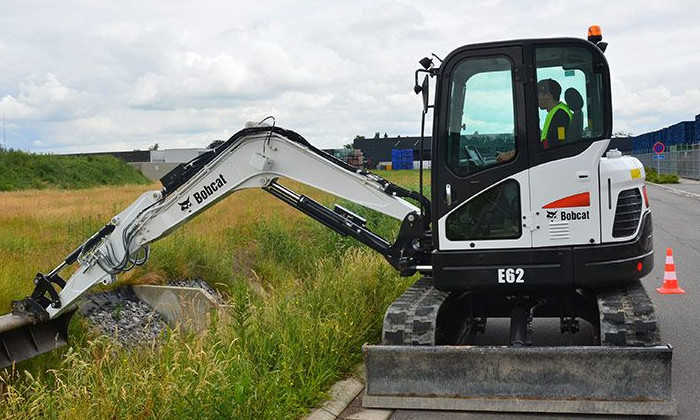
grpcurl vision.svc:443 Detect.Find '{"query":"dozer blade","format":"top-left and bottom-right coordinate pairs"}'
top-left (0, 311), bottom-right (75, 369)
top-left (363, 344), bottom-right (675, 416)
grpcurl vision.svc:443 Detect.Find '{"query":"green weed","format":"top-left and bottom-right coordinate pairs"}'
top-left (645, 167), bottom-right (679, 184)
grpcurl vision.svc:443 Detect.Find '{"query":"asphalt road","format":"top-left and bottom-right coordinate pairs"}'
top-left (385, 181), bottom-right (700, 420)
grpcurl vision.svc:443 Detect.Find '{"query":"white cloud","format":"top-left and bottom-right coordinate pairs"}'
top-left (0, 74), bottom-right (91, 120)
top-left (612, 77), bottom-right (700, 135)
top-left (0, 0), bottom-right (698, 152)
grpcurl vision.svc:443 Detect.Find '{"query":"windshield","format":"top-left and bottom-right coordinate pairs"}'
top-left (445, 55), bottom-right (516, 176)
top-left (534, 45), bottom-right (607, 147)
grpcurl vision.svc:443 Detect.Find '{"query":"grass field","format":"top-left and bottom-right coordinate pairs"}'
top-left (0, 170), bottom-right (427, 419)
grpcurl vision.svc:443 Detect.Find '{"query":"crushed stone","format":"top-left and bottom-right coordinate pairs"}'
top-left (79, 278), bottom-right (221, 348)
top-left (79, 287), bottom-right (167, 348)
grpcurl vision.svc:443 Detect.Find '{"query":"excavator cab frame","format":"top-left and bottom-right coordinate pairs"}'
top-left (364, 35), bottom-right (673, 415)
top-left (431, 38), bottom-right (620, 288)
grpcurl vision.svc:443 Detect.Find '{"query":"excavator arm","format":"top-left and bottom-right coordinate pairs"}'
top-left (2, 123), bottom-right (432, 366)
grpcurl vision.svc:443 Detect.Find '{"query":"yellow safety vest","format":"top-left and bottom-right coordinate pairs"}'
top-left (541, 102), bottom-right (573, 142)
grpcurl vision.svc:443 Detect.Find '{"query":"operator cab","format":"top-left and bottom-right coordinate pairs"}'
top-left (430, 36), bottom-right (616, 291)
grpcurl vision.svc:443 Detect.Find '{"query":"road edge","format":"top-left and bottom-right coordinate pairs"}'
top-left (646, 181), bottom-right (700, 200)
top-left (305, 363), bottom-right (392, 420)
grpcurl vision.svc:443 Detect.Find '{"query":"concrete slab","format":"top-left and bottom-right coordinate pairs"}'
top-left (305, 408), bottom-right (337, 420)
top-left (304, 365), bottom-right (366, 420)
top-left (322, 377), bottom-right (365, 416)
top-left (309, 382), bottom-right (392, 420)
top-left (341, 395), bottom-right (392, 420)
top-left (132, 285), bottom-right (221, 331)
top-left (344, 408), bottom-right (392, 420)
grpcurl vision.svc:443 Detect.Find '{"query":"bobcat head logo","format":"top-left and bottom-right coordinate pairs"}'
top-left (179, 197), bottom-right (192, 212)
top-left (546, 210), bottom-right (557, 219)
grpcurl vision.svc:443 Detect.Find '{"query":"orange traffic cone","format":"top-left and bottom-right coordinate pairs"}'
top-left (657, 248), bottom-right (685, 294)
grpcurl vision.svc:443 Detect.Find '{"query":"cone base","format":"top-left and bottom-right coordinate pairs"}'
top-left (656, 286), bottom-right (685, 294)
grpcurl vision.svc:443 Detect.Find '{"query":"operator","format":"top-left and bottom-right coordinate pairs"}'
top-left (495, 78), bottom-right (573, 162)
top-left (537, 78), bottom-right (572, 149)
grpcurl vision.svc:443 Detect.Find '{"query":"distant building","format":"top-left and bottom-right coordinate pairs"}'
top-left (353, 136), bottom-right (431, 169)
top-left (631, 114), bottom-right (699, 152)
top-left (150, 148), bottom-right (210, 163)
top-left (65, 148), bottom-right (211, 181)
top-left (66, 148), bottom-right (210, 164)
top-left (69, 150), bottom-right (151, 163)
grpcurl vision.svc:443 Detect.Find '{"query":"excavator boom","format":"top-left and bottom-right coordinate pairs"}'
top-left (1, 124), bottom-right (430, 367)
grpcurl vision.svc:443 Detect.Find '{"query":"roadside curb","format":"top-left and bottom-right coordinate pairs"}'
top-left (646, 181), bottom-right (700, 200)
top-left (305, 364), bottom-right (392, 420)
top-left (305, 377), bottom-right (364, 420)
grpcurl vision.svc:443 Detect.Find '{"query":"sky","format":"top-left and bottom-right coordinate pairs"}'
top-left (1, 0), bottom-right (699, 153)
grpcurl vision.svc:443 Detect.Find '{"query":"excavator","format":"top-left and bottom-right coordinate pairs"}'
top-left (0, 27), bottom-right (674, 415)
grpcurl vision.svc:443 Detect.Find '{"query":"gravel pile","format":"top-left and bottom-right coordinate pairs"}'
top-left (79, 278), bottom-right (223, 348)
top-left (79, 287), bottom-right (167, 348)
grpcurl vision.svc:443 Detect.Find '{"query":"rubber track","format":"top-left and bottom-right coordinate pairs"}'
top-left (382, 277), bottom-right (449, 345)
top-left (597, 279), bottom-right (661, 346)
top-left (381, 277), bottom-right (661, 348)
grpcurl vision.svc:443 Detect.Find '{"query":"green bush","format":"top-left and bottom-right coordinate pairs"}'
top-left (645, 167), bottom-right (679, 184)
top-left (0, 150), bottom-right (150, 191)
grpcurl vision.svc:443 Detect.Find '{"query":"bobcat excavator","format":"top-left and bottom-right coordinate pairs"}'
top-left (0, 27), bottom-right (674, 415)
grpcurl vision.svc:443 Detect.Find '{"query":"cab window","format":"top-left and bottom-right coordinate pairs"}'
top-left (446, 179), bottom-right (521, 241)
top-left (535, 46), bottom-right (607, 149)
top-left (446, 56), bottom-right (516, 176)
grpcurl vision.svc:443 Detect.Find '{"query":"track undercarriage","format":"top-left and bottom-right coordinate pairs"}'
top-left (381, 277), bottom-right (661, 348)
top-left (363, 277), bottom-right (674, 415)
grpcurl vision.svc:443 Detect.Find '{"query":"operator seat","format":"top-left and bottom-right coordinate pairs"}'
top-left (565, 88), bottom-right (584, 142)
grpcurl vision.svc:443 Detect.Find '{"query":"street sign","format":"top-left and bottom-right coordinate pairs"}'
top-left (653, 154), bottom-right (666, 160)
top-left (653, 141), bottom-right (665, 154)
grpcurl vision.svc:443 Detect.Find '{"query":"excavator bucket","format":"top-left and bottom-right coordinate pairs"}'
top-left (363, 344), bottom-right (675, 416)
top-left (0, 311), bottom-right (74, 369)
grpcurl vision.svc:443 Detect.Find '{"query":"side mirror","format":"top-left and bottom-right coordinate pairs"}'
top-left (421, 75), bottom-right (429, 113)
top-left (414, 74), bottom-right (430, 113)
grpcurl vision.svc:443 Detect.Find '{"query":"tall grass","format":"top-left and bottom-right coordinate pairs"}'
top-left (0, 185), bottom-right (157, 309)
top-left (2, 251), bottom-right (405, 419)
top-left (0, 170), bottom-right (427, 419)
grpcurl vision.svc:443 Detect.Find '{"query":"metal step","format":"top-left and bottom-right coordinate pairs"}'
top-left (363, 344), bottom-right (675, 415)
top-left (0, 311), bottom-right (74, 369)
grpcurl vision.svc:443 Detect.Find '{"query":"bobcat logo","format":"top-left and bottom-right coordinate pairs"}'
top-left (546, 210), bottom-right (557, 219)
top-left (179, 197), bottom-right (192, 212)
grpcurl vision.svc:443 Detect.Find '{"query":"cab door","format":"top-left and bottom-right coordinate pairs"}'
top-left (527, 42), bottom-right (612, 248)
top-left (432, 46), bottom-right (531, 251)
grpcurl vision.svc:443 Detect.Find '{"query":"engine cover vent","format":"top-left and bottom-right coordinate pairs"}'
top-left (549, 220), bottom-right (570, 240)
top-left (612, 188), bottom-right (642, 238)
